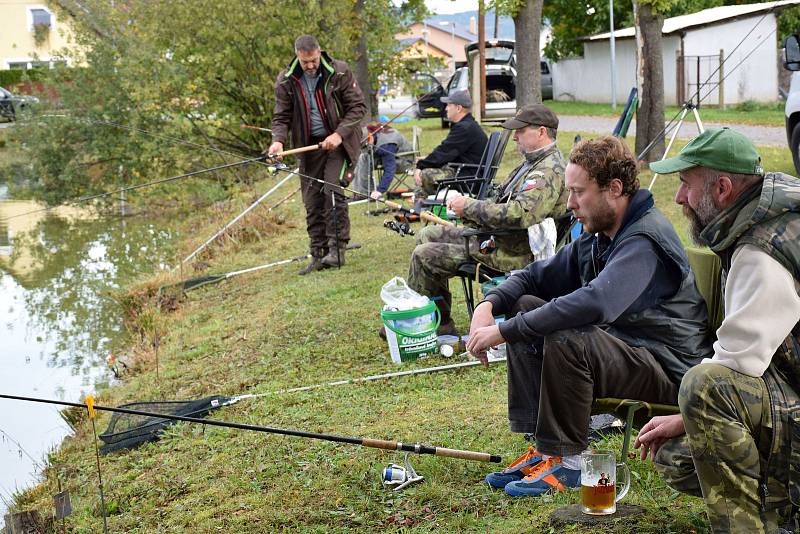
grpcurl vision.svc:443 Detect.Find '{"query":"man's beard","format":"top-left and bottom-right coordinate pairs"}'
top-left (684, 193), bottom-right (721, 246)
top-left (582, 196), bottom-right (616, 234)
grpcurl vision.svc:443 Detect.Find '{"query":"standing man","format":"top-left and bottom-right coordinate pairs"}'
top-left (467, 136), bottom-right (711, 497)
top-left (403, 105), bottom-right (567, 336)
top-left (413, 89), bottom-right (488, 205)
top-left (635, 128), bottom-right (800, 534)
top-left (269, 35), bottom-right (366, 274)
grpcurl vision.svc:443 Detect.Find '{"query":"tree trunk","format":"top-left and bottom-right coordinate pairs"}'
top-left (352, 0), bottom-right (375, 121)
top-left (633, 2), bottom-right (665, 162)
top-left (513, 0), bottom-right (543, 108)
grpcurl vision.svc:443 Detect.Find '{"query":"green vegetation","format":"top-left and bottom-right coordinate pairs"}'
top-left (10, 120), bottom-right (796, 532)
top-left (546, 100), bottom-right (786, 127)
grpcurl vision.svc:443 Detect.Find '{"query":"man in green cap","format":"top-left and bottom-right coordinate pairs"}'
top-left (634, 127), bottom-right (800, 533)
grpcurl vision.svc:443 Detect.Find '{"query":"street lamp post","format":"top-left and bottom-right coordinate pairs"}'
top-left (609, 0), bottom-right (617, 110)
top-left (439, 21), bottom-right (456, 73)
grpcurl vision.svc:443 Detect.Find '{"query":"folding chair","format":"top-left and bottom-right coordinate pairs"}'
top-left (433, 129), bottom-right (511, 202)
top-left (380, 125), bottom-right (420, 198)
top-left (591, 247), bottom-right (723, 466)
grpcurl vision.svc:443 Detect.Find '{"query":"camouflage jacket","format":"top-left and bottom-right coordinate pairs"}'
top-left (460, 142), bottom-right (568, 268)
top-left (701, 172), bottom-right (800, 512)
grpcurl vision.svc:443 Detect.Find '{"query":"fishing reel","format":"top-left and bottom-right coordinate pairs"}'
top-left (265, 161), bottom-right (290, 175)
top-left (382, 452), bottom-right (424, 492)
top-left (479, 235), bottom-right (497, 255)
top-left (384, 218), bottom-right (414, 237)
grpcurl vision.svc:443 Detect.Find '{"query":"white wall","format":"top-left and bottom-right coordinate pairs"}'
top-left (552, 13), bottom-right (778, 105)
top-left (682, 15), bottom-right (778, 104)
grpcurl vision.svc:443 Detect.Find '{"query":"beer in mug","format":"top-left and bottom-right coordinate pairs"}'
top-left (580, 450), bottom-right (630, 515)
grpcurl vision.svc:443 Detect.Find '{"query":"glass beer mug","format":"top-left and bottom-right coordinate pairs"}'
top-left (580, 450), bottom-right (630, 515)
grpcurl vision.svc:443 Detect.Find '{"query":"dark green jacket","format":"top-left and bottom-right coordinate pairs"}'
top-left (700, 172), bottom-right (800, 511)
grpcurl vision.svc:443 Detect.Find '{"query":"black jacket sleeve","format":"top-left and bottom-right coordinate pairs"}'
top-left (416, 120), bottom-right (472, 169)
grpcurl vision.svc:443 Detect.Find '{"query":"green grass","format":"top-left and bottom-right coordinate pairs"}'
top-left (546, 100), bottom-right (786, 127)
top-left (11, 120), bottom-right (796, 532)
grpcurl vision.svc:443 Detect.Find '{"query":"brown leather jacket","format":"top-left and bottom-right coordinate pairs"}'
top-left (271, 51), bottom-right (366, 166)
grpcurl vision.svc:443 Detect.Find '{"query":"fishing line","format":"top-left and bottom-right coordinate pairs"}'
top-left (636, 4), bottom-right (777, 161)
top-left (2, 156), bottom-right (267, 222)
top-left (0, 426), bottom-right (42, 469)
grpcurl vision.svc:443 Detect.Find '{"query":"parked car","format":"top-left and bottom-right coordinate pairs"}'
top-left (415, 39), bottom-right (552, 128)
top-left (784, 34), bottom-right (800, 174)
top-left (0, 86), bottom-right (39, 121)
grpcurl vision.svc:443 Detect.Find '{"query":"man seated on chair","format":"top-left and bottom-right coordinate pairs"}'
top-left (413, 89), bottom-right (488, 206)
top-left (364, 123), bottom-right (414, 200)
top-left (633, 128), bottom-right (800, 534)
top-left (466, 136), bottom-right (713, 497)
top-left (396, 104), bottom-right (567, 338)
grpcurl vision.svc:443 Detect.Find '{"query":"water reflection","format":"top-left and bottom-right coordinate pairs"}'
top-left (0, 200), bottom-right (176, 514)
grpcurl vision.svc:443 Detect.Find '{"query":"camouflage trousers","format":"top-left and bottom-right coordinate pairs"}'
top-left (407, 225), bottom-right (518, 321)
top-left (415, 167), bottom-right (455, 198)
top-left (655, 363), bottom-right (797, 534)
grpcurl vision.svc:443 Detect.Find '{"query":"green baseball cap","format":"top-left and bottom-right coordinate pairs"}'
top-left (649, 127), bottom-right (764, 176)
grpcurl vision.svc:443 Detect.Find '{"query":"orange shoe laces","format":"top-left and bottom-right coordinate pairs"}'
top-left (520, 456), bottom-right (563, 482)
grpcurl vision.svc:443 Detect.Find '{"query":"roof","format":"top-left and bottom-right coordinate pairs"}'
top-left (420, 18), bottom-right (476, 41)
top-left (588, 0), bottom-right (800, 41)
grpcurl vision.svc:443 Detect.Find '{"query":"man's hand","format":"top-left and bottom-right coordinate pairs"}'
top-left (414, 168), bottom-right (423, 187)
top-left (446, 193), bottom-right (467, 217)
top-left (267, 141), bottom-right (284, 160)
top-left (370, 190), bottom-right (382, 200)
top-left (634, 414), bottom-right (685, 462)
top-left (466, 302), bottom-right (500, 365)
top-left (321, 132), bottom-right (343, 151)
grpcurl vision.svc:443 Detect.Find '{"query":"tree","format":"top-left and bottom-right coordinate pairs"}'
top-left (634, 0), bottom-right (668, 162)
top-left (5, 0), bottom-right (425, 205)
top-left (492, 0), bottom-right (544, 107)
top-left (514, 0), bottom-right (544, 107)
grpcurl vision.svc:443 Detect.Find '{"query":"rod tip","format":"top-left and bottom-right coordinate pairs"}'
top-left (490, 454), bottom-right (502, 463)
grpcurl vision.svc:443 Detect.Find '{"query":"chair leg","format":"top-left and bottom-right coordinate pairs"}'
top-left (460, 276), bottom-right (474, 319)
top-left (620, 401), bottom-right (644, 464)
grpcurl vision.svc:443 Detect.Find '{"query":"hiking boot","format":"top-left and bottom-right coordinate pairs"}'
top-left (437, 318), bottom-right (458, 336)
top-left (503, 456), bottom-right (581, 497)
top-left (298, 255), bottom-right (327, 275)
top-left (321, 245), bottom-right (346, 268)
top-left (485, 446), bottom-right (544, 489)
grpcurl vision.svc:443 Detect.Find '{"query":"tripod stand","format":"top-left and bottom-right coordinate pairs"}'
top-left (647, 102), bottom-right (705, 191)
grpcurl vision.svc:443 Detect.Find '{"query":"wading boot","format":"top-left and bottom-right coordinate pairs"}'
top-left (320, 243), bottom-right (346, 268)
top-left (298, 252), bottom-right (327, 275)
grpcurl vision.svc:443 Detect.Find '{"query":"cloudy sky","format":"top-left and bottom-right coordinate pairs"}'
top-left (424, 0), bottom-right (478, 15)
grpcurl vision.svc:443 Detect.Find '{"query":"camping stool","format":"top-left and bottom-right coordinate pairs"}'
top-left (590, 397), bottom-right (680, 466)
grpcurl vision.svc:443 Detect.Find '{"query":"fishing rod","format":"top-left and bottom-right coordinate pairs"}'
top-left (3, 156), bottom-right (268, 222)
top-left (0, 393), bottom-right (502, 463)
top-left (171, 243), bottom-right (363, 291)
top-left (177, 167), bottom-right (299, 268)
top-left (241, 124), bottom-right (273, 133)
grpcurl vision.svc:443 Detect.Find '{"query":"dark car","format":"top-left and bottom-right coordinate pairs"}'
top-left (0, 86), bottom-right (39, 121)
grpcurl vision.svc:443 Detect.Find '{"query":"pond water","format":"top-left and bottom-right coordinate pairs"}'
top-left (0, 196), bottom-right (177, 516)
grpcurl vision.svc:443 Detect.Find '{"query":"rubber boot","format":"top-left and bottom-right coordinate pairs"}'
top-left (320, 242), bottom-right (346, 268)
top-left (298, 250), bottom-right (327, 275)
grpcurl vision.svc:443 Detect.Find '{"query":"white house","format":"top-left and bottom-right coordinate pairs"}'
top-left (552, 0), bottom-right (800, 105)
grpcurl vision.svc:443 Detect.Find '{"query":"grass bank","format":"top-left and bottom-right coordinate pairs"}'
top-left (10, 121), bottom-right (795, 533)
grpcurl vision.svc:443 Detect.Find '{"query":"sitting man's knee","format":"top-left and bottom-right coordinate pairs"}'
top-left (416, 224), bottom-right (443, 245)
top-left (510, 294), bottom-right (547, 315)
top-left (654, 436), bottom-right (703, 498)
top-left (678, 363), bottom-right (732, 414)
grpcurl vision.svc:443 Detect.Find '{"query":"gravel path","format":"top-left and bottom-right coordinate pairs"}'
top-left (559, 114), bottom-right (787, 147)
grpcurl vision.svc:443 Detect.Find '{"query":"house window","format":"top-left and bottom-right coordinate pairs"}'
top-left (31, 9), bottom-right (51, 27)
top-left (8, 62), bottom-right (29, 69)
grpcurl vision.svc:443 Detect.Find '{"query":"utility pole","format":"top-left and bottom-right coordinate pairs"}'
top-left (478, 0), bottom-right (486, 119)
top-left (609, 0), bottom-right (617, 110)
